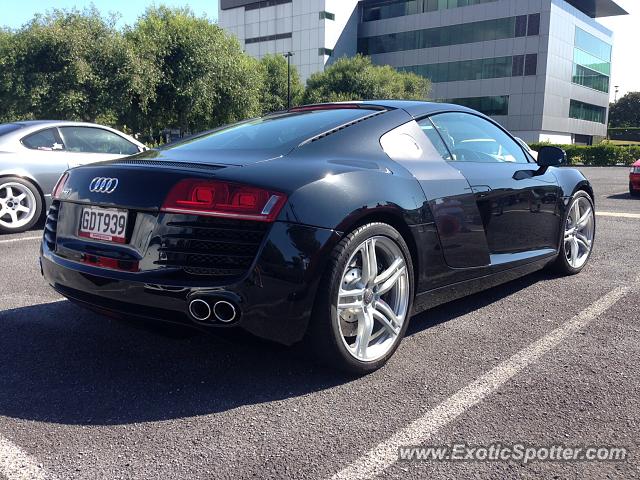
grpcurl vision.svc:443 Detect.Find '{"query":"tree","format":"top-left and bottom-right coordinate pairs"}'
top-left (258, 54), bottom-right (303, 113)
top-left (5, 7), bottom-right (142, 124)
top-left (609, 92), bottom-right (640, 128)
top-left (0, 29), bottom-right (16, 122)
top-left (125, 6), bottom-right (263, 137)
top-left (303, 55), bottom-right (431, 104)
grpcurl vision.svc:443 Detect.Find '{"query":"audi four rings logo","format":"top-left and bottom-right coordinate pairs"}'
top-left (89, 177), bottom-right (119, 194)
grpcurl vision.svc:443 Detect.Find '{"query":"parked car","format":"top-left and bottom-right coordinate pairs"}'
top-left (515, 137), bottom-right (539, 160)
top-left (0, 121), bottom-right (147, 233)
top-left (40, 102), bottom-right (595, 373)
top-left (630, 159), bottom-right (640, 196)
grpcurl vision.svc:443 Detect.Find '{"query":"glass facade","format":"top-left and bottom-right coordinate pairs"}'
top-left (399, 54), bottom-right (537, 83)
top-left (569, 100), bottom-right (606, 124)
top-left (438, 96), bottom-right (509, 116)
top-left (575, 28), bottom-right (612, 62)
top-left (572, 64), bottom-right (609, 93)
top-left (358, 14), bottom-right (540, 55)
top-left (362, 0), bottom-right (497, 22)
top-left (572, 27), bottom-right (611, 93)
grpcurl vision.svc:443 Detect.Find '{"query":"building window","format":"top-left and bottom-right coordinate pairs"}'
top-left (245, 0), bottom-right (291, 11)
top-left (438, 96), bottom-right (510, 116)
top-left (357, 14), bottom-right (540, 55)
top-left (572, 27), bottom-right (611, 93)
top-left (572, 65), bottom-right (610, 93)
top-left (524, 54), bottom-right (537, 76)
top-left (575, 27), bottom-right (612, 62)
top-left (527, 13), bottom-right (540, 36)
top-left (362, 0), bottom-right (498, 22)
top-left (515, 15), bottom-right (527, 37)
top-left (245, 32), bottom-right (292, 44)
top-left (319, 11), bottom-right (335, 20)
top-left (319, 48), bottom-right (333, 56)
top-left (512, 55), bottom-right (524, 76)
top-left (569, 100), bottom-right (606, 124)
top-left (399, 55), bottom-right (536, 83)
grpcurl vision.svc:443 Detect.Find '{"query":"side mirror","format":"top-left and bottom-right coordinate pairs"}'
top-left (537, 146), bottom-right (566, 167)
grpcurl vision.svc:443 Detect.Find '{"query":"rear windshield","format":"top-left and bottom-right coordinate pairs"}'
top-left (166, 109), bottom-right (378, 156)
top-left (0, 123), bottom-right (23, 137)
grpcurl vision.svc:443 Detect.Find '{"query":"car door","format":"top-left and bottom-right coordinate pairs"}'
top-left (57, 126), bottom-right (141, 168)
top-left (425, 112), bottom-right (562, 257)
top-left (380, 118), bottom-right (491, 270)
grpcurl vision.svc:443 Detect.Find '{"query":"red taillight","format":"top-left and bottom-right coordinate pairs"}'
top-left (52, 172), bottom-right (69, 199)
top-left (161, 179), bottom-right (287, 222)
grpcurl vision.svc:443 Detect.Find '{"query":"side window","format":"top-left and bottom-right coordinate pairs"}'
top-left (21, 128), bottom-right (64, 151)
top-left (429, 112), bottom-right (529, 164)
top-left (416, 119), bottom-right (452, 161)
top-left (58, 127), bottom-right (139, 155)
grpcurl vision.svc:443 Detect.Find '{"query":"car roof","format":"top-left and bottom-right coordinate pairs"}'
top-left (359, 100), bottom-right (479, 118)
top-left (12, 120), bottom-right (113, 128)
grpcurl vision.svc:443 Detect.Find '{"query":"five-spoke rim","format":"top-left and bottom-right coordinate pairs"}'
top-left (564, 196), bottom-right (595, 269)
top-left (336, 236), bottom-right (410, 362)
top-left (0, 182), bottom-right (36, 229)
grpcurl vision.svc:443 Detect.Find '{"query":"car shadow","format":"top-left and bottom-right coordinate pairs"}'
top-left (606, 192), bottom-right (636, 200)
top-left (406, 270), bottom-right (548, 336)
top-left (0, 271), bottom-right (549, 426)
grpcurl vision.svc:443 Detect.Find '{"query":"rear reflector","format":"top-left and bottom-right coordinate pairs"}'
top-left (161, 179), bottom-right (287, 222)
top-left (81, 254), bottom-right (139, 272)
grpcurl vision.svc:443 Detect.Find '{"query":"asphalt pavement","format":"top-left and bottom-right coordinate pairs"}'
top-left (0, 166), bottom-right (638, 479)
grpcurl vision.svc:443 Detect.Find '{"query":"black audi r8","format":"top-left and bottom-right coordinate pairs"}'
top-left (40, 101), bottom-right (596, 373)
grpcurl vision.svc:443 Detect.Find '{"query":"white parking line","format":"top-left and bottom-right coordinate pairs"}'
top-left (331, 283), bottom-right (633, 480)
top-left (0, 235), bottom-right (41, 245)
top-left (0, 436), bottom-right (55, 480)
top-left (596, 211), bottom-right (640, 219)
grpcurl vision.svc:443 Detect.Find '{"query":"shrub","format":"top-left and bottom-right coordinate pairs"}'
top-left (528, 142), bottom-right (640, 166)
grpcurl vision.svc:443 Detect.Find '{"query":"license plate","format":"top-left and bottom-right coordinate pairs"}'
top-left (78, 207), bottom-right (128, 243)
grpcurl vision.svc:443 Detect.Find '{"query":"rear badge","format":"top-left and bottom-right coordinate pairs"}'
top-left (89, 177), bottom-right (119, 194)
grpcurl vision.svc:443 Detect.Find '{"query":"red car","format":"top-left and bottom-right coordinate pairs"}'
top-left (631, 159), bottom-right (640, 197)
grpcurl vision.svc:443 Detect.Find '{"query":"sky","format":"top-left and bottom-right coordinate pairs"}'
top-left (0, 0), bottom-right (636, 101)
top-left (0, 1), bottom-right (219, 28)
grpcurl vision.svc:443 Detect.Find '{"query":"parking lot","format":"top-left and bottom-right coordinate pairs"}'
top-left (0, 166), bottom-right (638, 479)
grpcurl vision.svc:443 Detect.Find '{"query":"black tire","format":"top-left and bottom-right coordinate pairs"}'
top-left (630, 182), bottom-right (640, 197)
top-left (0, 176), bottom-right (43, 234)
top-left (305, 222), bottom-right (414, 374)
top-left (550, 190), bottom-right (595, 275)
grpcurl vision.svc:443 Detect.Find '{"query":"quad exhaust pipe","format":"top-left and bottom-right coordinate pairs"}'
top-left (188, 297), bottom-right (239, 324)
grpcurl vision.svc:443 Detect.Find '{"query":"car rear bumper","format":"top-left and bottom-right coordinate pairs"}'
top-left (40, 221), bottom-right (341, 345)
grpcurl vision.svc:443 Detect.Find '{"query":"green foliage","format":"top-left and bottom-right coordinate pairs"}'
top-left (258, 54), bottom-right (304, 113)
top-left (2, 7), bottom-right (139, 123)
top-left (0, 29), bottom-right (16, 122)
top-left (609, 92), bottom-right (640, 128)
top-left (303, 55), bottom-right (431, 104)
top-left (529, 142), bottom-right (640, 166)
top-left (125, 6), bottom-right (263, 137)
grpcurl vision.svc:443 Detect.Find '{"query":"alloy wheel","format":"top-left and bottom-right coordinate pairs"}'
top-left (0, 182), bottom-right (37, 230)
top-left (336, 235), bottom-right (410, 362)
top-left (564, 196), bottom-right (595, 269)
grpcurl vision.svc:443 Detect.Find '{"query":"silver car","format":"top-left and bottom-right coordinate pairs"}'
top-left (0, 121), bottom-right (147, 233)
